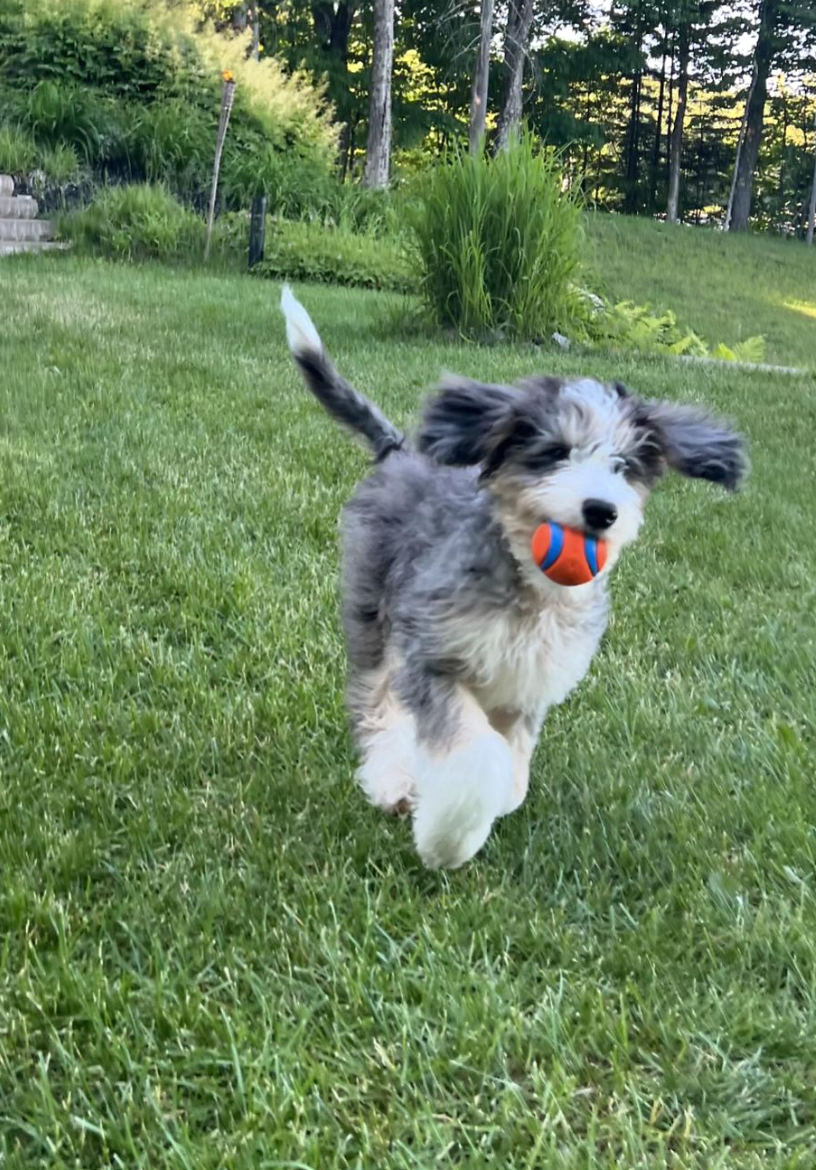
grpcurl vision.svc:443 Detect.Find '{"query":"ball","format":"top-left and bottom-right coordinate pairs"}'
top-left (531, 521), bottom-right (608, 587)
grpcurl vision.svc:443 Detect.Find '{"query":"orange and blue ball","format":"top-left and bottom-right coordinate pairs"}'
top-left (531, 521), bottom-right (608, 587)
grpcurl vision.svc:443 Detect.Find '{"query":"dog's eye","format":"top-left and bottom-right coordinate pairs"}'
top-left (526, 447), bottom-right (569, 471)
top-left (526, 444), bottom-right (570, 471)
top-left (612, 455), bottom-right (628, 475)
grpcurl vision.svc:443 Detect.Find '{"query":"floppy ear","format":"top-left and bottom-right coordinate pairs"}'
top-left (417, 375), bottom-right (521, 467)
top-left (641, 399), bottom-right (747, 490)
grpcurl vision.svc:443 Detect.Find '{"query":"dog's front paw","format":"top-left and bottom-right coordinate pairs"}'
top-left (412, 733), bottom-right (513, 869)
top-left (414, 822), bottom-right (494, 869)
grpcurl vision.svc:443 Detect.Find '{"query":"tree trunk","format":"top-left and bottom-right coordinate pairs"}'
top-left (666, 19), bottom-right (690, 224)
top-left (469, 0), bottom-right (494, 153)
top-left (665, 26), bottom-right (675, 183)
top-left (231, 3), bottom-right (248, 32)
top-left (807, 109), bottom-right (816, 245)
top-left (778, 91), bottom-right (788, 203)
top-left (649, 38), bottom-right (667, 210)
top-left (250, 5), bottom-right (260, 59)
top-left (312, 3), bottom-right (358, 178)
top-left (312, 2), bottom-right (357, 59)
top-left (726, 0), bottom-right (780, 231)
top-left (694, 112), bottom-right (704, 223)
top-left (494, 0), bottom-right (534, 152)
top-left (363, 0), bottom-right (395, 188)
top-left (624, 69), bottom-right (643, 213)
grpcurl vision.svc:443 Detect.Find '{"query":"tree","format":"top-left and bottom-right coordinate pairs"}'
top-left (470, 0), bottom-right (494, 152)
top-left (364, 0), bottom-right (395, 186)
top-left (666, 13), bottom-right (690, 221)
top-left (494, 0), bottom-right (535, 151)
top-left (807, 107), bottom-right (816, 243)
top-left (726, 0), bottom-right (782, 229)
top-left (648, 19), bottom-right (669, 210)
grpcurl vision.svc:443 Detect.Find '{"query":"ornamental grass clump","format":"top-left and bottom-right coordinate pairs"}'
top-left (409, 133), bottom-right (584, 341)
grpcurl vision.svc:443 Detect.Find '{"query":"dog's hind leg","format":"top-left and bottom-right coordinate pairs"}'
top-left (411, 685), bottom-right (513, 869)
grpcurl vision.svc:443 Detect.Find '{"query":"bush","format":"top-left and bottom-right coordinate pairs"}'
top-left (128, 100), bottom-right (213, 202)
top-left (332, 184), bottom-right (405, 238)
top-left (408, 134), bottom-right (584, 340)
top-left (252, 219), bottom-right (413, 292)
top-left (19, 80), bottom-right (129, 167)
top-left (38, 142), bottom-right (81, 188)
top-left (222, 141), bottom-right (335, 218)
top-left (0, 0), bottom-right (336, 209)
top-left (0, 124), bottom-right (36, 176)
top-left (63, 183), bottom-right (205, 261)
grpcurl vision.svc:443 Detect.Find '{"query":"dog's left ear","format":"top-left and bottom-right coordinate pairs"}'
top-left (640, 399), bottom-right (748, 490)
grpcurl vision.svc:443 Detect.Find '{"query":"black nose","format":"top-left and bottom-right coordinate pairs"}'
top-left (582, 499), bottom-right (618, 530)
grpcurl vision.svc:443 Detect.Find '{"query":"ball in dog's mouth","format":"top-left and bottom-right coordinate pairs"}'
top-left (531, 521), bottom-right (608, 587)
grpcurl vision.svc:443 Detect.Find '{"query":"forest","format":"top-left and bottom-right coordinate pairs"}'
top-left (208, 0), bottom-right (816, 234)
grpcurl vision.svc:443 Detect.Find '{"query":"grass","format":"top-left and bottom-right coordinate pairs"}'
top-left (0, 237), bottom-right (815, 1169)
top-left (586, 214), bottom-right (816, 369)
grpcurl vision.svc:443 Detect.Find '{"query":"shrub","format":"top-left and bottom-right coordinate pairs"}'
top-left (128, 100), bottom-right (213, 203)
top-left (577, 295), bottom-right (766, 363)
top-left (0, 124), bottom-right (36, 176)
top-left (408, 134), bottom-right (584, 340)
top-left (252, 219), bottom-right (413, 292)
top-left (0, 0), bottom-right (336, 207)
top-left (38, 142), bottom-right (81, 188)
top-left (332, 184), bottom-right (404, 239)
top-left (20, 81), bottom-right (124, 165)
top-left (63, 183), bottom-right (205, 261)
top-left (221, 141), bottom-right (335, 218)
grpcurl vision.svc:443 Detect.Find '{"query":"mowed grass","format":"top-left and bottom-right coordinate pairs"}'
top-left (0, 247), bottom-right (815, 1170)
top-left (586, 214), bottom-right (816, 369)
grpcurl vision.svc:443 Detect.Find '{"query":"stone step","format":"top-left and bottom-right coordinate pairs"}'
top-left (0, 217), bottom-right (54, 242)
top-left (0, 194), bottom-right (38, 219)
top-left (0, 240), bottom-right (70, 257)
top-left (0, 175), bottom-right (13, 197)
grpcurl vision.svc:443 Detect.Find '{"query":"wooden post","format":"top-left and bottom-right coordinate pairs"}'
top-left (205, 71), bottom-right (236, 262)
top-left (248, 195), bottom-right (267, 268)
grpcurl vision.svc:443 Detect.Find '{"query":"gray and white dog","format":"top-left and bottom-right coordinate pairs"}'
top-left (282, 287), bottom-right (746, 869)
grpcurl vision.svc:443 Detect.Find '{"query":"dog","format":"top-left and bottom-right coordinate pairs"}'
top-left (281, 286), bottom-right (747, 869)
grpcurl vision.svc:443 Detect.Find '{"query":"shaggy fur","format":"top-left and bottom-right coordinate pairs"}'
top-left (281, 287), bottom-right (747, 869)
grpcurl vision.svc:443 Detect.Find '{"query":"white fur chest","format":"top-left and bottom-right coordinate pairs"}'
top-left (444, 588), bottom-right (608, 719)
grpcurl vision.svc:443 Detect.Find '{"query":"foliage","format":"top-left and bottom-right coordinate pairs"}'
top-left (0, 124), bottom-right (36, 175)
top-left (252, 219), bottom-right (413, 292)
top-left (37, 142), bottom-right (81, 189)
top-left (61, 183), bottom-right (207, 261)
top-left (408, 133), bottom-right (584, 340)
top-left (14, 80), bottom-right (129, 167)
top-left (710, 336), bottom-right (769, 364)
top-left (0, 0), bottom-right (336, 210)
top-left (248, 0), bottom-right (815, 233)
top-left (580, 296), bottom-right (766, 362)
top-left (221, 141), bottom-right (337, 217)
top-left (127, 100), bottom-right (214, 202)
top-left (582, 298), bottom-right (711, 356)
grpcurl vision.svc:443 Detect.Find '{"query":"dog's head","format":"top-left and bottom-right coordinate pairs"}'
top-left (417, 374), bottom-right (746, 585)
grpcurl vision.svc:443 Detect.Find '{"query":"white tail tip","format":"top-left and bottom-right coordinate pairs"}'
top-left (280, 284), bottom-right (322, 357)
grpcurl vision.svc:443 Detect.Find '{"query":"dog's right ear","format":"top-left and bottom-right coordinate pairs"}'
top-left (417, 375), bottom-right (521, 466)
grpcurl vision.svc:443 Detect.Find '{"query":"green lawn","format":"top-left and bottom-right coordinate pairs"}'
top-left (1, 238), bottom-right (815, 1169)
top-left (586, 214), bottom-right (816, 369)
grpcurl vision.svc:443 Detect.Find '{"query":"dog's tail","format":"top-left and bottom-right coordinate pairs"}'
top-left (281, 286), bottom-right (404, 461)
